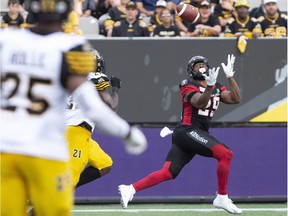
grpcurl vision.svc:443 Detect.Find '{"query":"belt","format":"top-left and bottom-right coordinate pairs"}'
top-left (78, 121), bottom-right (93, 133)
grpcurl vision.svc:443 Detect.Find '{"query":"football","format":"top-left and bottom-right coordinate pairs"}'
top-left (176, 3), bottom-right (200, 23)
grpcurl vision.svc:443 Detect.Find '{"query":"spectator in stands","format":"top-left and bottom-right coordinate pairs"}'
top-left (149, 0), bottom-right (167, 32)
top-left (249, 0), bottom-right (265, 21)
top-left (213, 0), bottom-right (236, 33)
top-left (224, 0), bottom-right (261, 38)
top-left (64, 8), bottom-right (83, 35)
top-left (1, 0), bottom-right (24, 28)
top-left (96, 0), bottom-right (115, 19)
top-left (210, 0), bottom-right (219, 7)
top-left (112, 1), bottom-right (150, 37)
top-left (168, 0), bottom-right (201, 15)
top-left (18, 0), bottom-right (28, 21)
top-left (174, 0), bottom-right (201, 36)
top-left (81, 0), bottom-right (97, 17)
top-left (152, 8), bottom-right (181, 37)
top-left (104, 0), bottom-right (130, 37)
top-left (255, 0), bottom-right (287, 37)
top-left (186, 0), bottom-right (221, 37)
top-left (17, 0), bottom-right (36, 28)
top-left (134, 0), bottom-right (172, 18)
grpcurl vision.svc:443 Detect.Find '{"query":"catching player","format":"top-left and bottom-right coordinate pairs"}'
top-left (118, 54), bottom-right (242, 214)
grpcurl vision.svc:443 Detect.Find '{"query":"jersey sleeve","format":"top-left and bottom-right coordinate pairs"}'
top-left (64, 44), bottom-right (96, 75)
top-left (60, 43), bottom-right (96, 88)
top-left (88, 72), bottom-right (111, 91)
top-left (179, 79), bottom-right (199, 101)
top-left (216, 82), bottom-right (227, 102)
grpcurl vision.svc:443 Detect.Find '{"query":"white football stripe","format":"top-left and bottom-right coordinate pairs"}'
top-left (192, 12), bottom-right (200, 23)
top-left (177, 4), bottom-right (187, 16)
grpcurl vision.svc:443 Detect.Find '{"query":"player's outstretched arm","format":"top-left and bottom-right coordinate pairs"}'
top-left (108, 76), bottom-right (121, 111)
top-left (220, 54), bottom-right (241, 104)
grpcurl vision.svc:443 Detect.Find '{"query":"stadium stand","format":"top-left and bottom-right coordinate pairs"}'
top-left (78, 16), bottom-right (100, 35)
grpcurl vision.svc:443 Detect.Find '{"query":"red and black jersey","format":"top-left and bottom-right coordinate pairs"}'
top-left (258, 13), bottom-right (287, 37)
top-left (179, 77), bottom-right (226, 131)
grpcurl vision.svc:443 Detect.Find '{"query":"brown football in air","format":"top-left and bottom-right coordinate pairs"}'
top-left (176, 3), bottom-right (200, 23)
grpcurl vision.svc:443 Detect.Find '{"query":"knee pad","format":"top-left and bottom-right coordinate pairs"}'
top-left (212, 144), bottom-right (233, 160)
top-left (225, 149), bottom-right (233, 160)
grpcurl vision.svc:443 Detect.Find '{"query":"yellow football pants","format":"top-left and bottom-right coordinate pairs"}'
top-left (0, 153), bottom-right (73, 216)
top-left (66, 126), bottom-right (113, 187)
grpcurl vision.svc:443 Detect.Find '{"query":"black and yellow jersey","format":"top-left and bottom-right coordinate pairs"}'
top-left (224, 16), bottom-right (259, 38)
top-left (257, 13), bottom-right (287, 37)
top-left (112, 19), bottom-right (150, 37)
top-left (104, 6), bottom-right (127, 28)
top-left (1, 13), bottom-right (24, 28)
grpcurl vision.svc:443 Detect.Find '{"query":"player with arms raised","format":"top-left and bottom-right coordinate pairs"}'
top-left (118, 54), bottom-right (242, 214)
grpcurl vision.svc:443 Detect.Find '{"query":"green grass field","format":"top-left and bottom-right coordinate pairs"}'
top-left (73, 203), bottom-right (287, 216)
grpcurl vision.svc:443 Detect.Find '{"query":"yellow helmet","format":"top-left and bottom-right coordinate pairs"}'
top-left (234, 0), bottom-right (250, 8)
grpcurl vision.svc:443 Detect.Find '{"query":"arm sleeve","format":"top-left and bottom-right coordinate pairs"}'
top-left (72, 81), bottom-right (130, 138)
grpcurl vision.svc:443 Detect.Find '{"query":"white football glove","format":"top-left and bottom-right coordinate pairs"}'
top-left (203, 67), bottom-right (220, 86)
top-left (221, 54), bottom-right (235, 78)
top-left (124, 126), bottom-right (148, 155)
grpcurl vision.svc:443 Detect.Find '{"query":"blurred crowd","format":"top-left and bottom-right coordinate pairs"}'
top-left (1, 0), bottom-right (287, 38)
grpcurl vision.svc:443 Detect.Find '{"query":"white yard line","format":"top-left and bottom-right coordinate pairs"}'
top-left (72, 208), bottom-right (288, 213)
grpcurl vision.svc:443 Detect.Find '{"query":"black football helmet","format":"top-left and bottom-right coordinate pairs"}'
top-left (28, 0), bottom-right (71, 22)
top-left (89, 48), bottom-right (106, 74)
top-left (187, 55), bottom-right (210, 80)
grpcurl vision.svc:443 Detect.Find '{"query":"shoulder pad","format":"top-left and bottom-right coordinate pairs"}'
top-left (89, 72), bottom-right (110, 91)
top-left (180, 79), bottom-right (188, 87)
top-left (139, 20), bottom-right (147, 27)
top-left (257, 16), bottom-right (265, 22)
top-left (65, 50), bottom-right (96, 75)
top-left (114, 21), bottom-right (121, 27)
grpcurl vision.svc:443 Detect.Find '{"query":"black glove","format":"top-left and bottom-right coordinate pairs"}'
top-left (110, 76), bottom-right (121, 89)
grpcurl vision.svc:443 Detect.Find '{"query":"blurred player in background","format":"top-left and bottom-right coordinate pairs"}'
top-left (66, 49), bottom-right (122, 188)
top-left (0, 0), bottom-right (147, 215)
top-left (118, 54), bottom-right (242, 214)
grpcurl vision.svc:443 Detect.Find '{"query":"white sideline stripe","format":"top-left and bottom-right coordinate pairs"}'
top-left (72, 208), bottom-right (288, 213)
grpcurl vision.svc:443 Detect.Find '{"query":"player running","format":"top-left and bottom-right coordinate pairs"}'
top-left (0, 0), bottom-right (147, 214)
top-left (66, 49), bottom-right (122, 188)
